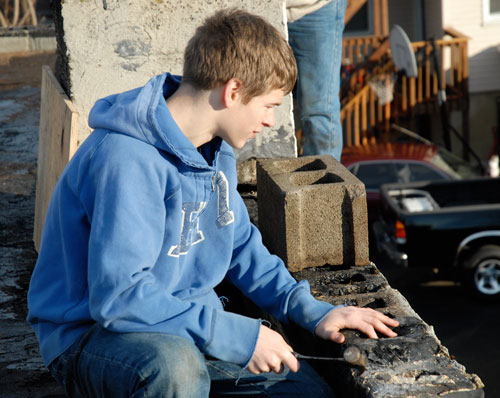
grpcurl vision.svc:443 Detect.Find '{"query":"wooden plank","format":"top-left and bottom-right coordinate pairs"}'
top-left (417, 64), bottom-right (423, 103)
top-left (456, 43), bottom-right (463, 83)
top-left (346, 108), bottom-right (353, 146)
top-left (425, 46), bottom-right (431, 99)
top-left (402, 75), bottom-right (408, 111)
top-left (354, 99), bottom-right (360, 145)
top-left (361, 91), bottom-right (368, 144)
top-left (369, 88), bottom-right (376, 127)
top-left (373, 0), bottom-right (381, 36)
top-left (440, 47), bottom-right (446, 90)
top-left (462, 41), bottom-right (469, 79)
top-left (33, 65), bottom-right (78, 252)
top-left (361, 91), bottom-right (367, 132)
top-left (380, 0), bottom-right (389, 36)
top-left (444, 26), bottom-right (470, 39)
top-left (409, 77), bottom-right (416, 107)
top-left (356, 38), bottom-right (362, 63)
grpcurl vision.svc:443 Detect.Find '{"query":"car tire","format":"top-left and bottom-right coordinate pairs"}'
top-left (464, 245), bottom-right (500, 298)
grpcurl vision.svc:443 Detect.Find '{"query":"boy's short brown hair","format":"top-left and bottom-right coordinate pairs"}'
top-left (183, 8), bottom-right (297, 103)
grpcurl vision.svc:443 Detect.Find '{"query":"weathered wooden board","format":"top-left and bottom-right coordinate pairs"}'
top-left (33, 65), bottom-right (78, 252)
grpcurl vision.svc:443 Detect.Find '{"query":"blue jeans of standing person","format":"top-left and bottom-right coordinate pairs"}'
top-left (49, 324), bottom-right (335, 397)
top-left (288, 0), bottom-right (347, 161)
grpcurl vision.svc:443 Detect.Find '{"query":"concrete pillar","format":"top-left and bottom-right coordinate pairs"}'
top-left (53, 0), bottom-right (296, 161)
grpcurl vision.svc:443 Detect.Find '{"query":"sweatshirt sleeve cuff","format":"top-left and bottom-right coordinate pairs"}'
top-left (202, 309), bottom-right (261, 367)
top-left (286, 281), bottom-right (341, 334)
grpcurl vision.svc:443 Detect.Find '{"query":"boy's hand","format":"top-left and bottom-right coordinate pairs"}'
top-left (315, 306), bottom-right (399, 343)
top-left (247, 324), bottom-right (300, 375)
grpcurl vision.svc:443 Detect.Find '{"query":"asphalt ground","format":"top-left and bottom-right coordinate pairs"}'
top-left (0, 50), bottom-right (64, 397)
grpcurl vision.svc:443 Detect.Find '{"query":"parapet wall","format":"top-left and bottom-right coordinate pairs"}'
top-left (291, 264), bottom-right (484, 398)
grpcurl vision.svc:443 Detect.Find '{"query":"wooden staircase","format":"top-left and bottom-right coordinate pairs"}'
top-left (340, 28), bottom-right (470, 151)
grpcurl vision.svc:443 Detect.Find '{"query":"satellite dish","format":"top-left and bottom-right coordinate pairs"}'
top-left (390, 25), bottom-right (418, 78)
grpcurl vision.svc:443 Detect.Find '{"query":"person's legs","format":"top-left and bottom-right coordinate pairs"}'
top-left (49, 324), bottom-right (333, 397)
top-left (288, 0), bottom-right (347, 161)
top-left (208, 359), bottom-right (334, 397)
top-left (49, 324), bottom-right (210, 398)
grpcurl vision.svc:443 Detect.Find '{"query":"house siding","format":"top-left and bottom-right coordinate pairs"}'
top-left (443, 0), bottom-right (500, 93)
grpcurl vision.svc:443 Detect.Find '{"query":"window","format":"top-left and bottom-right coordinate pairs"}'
top-left (344, 1), bottom-right (374, 37)
top-left (483, 0), bottom-right (500, 24)
top-left (406, 163), bottom-right (447, 182)
top-left (352, 163), bottom-right (398, 190)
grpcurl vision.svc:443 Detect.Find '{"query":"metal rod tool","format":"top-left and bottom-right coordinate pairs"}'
top-left (293, 346), bottom-right (367, 370)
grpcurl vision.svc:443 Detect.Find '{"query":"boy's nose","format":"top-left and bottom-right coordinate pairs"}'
top-left (263, 110), bottom-right (275, 127)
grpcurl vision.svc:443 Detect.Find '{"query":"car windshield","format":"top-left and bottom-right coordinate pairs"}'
top-left (387, 128), bottom-right (484, 179)
top-left (433, 147), bottom-right (483, 179)
top-left (351, 160), bottom-right (450, 190)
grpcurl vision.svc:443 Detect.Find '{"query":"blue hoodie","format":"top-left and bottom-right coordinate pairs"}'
top-left (27, 73), bottom-right (335, 368)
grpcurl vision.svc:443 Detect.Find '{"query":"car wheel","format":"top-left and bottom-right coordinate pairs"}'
top-left (464, 245), bottom-right (500, 298)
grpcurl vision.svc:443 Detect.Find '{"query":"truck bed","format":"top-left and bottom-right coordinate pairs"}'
top-left (383, 178), bottom-right (500, 213)
top-left (378, 177), bottom-right (500, 269)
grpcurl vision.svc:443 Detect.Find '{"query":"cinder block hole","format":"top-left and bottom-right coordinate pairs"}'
top-left (392, 324), bottom-right (415, 337)
top-left (273, 158), bottom-right (328, 174)
top-left (290, 171), bottom-right (343, 187)
top-left (415, 370), bottom-right (440, 381)
top-left (350, 273), bottom-right (366, 283)
top-left (331, 272), bottom-right (367, 285)
top-left (294, 159), bottom-right (327, 172)
top-left (363, 298), bottom-right (388, 309)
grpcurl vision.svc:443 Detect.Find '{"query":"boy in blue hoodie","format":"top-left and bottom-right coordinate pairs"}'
top-left (27, 8), bottom-right (398, 397)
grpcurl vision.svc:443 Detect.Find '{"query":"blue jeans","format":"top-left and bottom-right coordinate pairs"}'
top-left (288, 0), bottom-right (347, 161)
top-left (49, 324), bottom-right (335, 397)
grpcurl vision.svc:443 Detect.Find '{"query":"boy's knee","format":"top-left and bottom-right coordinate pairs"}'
top-left (138, 335), bottom-right (209, 394)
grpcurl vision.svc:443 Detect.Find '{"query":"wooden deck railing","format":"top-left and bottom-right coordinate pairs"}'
top-left (342, 35), bottom-right (386, 65)
top-left (340, 28), bottom-right (470, 148)
top-left (0, 0), bottom-right (38, 27)
top-left (341, 61), bottom-right (394, 146)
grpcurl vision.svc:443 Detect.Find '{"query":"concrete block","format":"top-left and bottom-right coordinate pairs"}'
top-left (53, 0), bottom-right (296, 160)
top-left (236, 158), bottom-right (258, 185)
top-left (257, 155), bottom-right (369, 271)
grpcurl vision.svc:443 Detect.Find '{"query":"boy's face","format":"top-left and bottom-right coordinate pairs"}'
top-left (219, 88), bottom-right (284, 149)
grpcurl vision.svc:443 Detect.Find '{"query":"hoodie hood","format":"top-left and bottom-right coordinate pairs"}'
top-left (88, 73), bottom-right (219, 169)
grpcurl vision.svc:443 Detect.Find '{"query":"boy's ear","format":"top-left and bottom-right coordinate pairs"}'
top-left (222, 78), bottom-right (243, 108)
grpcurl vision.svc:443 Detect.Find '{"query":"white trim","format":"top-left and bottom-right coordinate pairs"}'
top-left (483, 0), bottom-right (500, 25)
